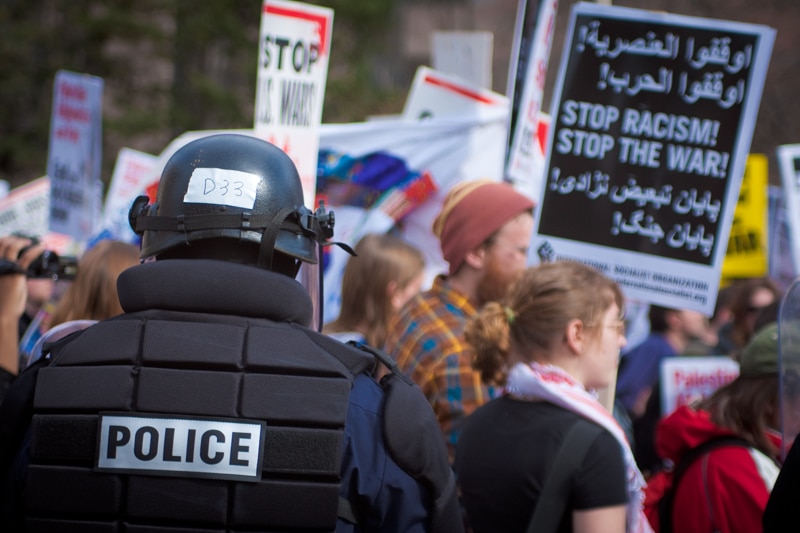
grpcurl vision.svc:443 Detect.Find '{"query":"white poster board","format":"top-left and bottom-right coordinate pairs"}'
top-left (46, 70), bottom-right (104, 243)
top-left (531, 3), bottom-right (775, 315)
top-left (431, 31), bottom-right (494, 90)
top-left (254, 0), bottom-right (333, 207)
top-left (660, 356), bottom-right (739, 416)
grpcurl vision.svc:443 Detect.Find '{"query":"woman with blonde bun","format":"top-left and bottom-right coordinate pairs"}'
top-left (455, 260), bottom-right (652, 533)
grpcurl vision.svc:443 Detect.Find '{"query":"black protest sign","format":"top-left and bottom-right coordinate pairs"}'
top-left (536, 4), bottom-right (773, 267)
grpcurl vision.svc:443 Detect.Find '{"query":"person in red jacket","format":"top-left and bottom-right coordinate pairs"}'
top-left (643, 322), bottom-right (782, 533)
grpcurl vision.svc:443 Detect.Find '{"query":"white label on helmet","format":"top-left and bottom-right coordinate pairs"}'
top-left (183, 167), bottom-right (260, 209)
top-left (96, 412), bottom-right (265, 482)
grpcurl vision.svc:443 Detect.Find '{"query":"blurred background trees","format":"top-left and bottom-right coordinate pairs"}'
top-left (0, 0), bottom-right (797, 190)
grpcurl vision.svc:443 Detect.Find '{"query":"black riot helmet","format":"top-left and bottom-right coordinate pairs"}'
top-left (129, 134), bottom-right (339, 277)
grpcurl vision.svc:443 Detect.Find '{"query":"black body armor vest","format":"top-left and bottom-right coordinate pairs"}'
top-left (25, 308), bottom-right (372, 532)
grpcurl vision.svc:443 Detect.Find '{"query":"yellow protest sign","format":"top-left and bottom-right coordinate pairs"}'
top-left (721, 153), bottom-right (768, 279)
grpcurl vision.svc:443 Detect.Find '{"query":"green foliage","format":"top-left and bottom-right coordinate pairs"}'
top-left (0, 0), bottom-right (401, 189)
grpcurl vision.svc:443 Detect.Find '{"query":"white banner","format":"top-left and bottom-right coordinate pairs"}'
top-left (254, 0), bottom-right (333, 207)
top-left (318, 110), bottom-right (509, 323)
top-left (46, 70), bottom-right (104, 243)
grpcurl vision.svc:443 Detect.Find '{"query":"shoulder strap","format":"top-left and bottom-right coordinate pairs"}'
top-left (659, 435), bottom-right (750, 533)
top-left (526, 418), bottom-right (603, 533)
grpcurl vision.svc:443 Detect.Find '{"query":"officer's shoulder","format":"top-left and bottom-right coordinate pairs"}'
top-left (300, 328), bottom-right (376, 377)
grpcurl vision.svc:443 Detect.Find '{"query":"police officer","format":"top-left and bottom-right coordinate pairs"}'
top-left (0, 134), bottom-right (462, 532)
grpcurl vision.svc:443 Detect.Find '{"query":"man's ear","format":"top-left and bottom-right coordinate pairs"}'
top-left (565, 318), bottom-right (585, 355)
top-left (463, 245), bottom-right (487, 270)
top-left (664, 309), bottom-right (681, 331)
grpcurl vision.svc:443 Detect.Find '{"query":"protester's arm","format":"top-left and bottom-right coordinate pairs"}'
top-left (0, 237), bottom-right (45, 378)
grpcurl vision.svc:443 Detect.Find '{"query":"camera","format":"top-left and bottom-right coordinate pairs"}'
top-left (17, 238), bottom-right (79, 280)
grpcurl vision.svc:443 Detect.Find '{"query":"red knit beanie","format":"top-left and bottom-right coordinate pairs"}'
top-left (432, 180), bottom-right (535, 275)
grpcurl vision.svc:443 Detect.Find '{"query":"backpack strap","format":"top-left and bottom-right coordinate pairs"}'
top-left (658, 435), bottom-right (750, 533)
top-left (526, 418), bottom-right (603, 533)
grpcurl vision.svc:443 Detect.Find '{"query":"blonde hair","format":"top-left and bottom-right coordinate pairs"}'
top-left (323, 233), bottom-right (424, 348)
top-left (466, 260), bottom-right (624, 386)
top-left (48, 240), bottom-right (140, 327)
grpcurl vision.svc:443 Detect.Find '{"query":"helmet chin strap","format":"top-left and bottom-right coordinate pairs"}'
top-left (257, 207), bottom-right (295, 270)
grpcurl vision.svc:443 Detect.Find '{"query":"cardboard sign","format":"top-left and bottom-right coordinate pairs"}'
top-left (721, 153), bottom-right (768, 278)
top-left (531, 3), bottom-right (775, 315)
top-left (254, 0), bottom-right (333, 207)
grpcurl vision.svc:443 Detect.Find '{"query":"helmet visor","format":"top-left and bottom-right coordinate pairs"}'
top-left (296, 243), bottom-right (323, 332)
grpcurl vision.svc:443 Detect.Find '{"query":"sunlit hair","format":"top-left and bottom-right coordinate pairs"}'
top-left (323, 233), bottom-right (425, 348)
top-left (48, 240), bottom-right (140, 328)
top-left (697, 376), bottom-right (780, 459)
top-left (466, 260), bottom-right (624, 386)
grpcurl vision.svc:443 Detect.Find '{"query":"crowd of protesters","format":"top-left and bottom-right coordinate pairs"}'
top-left (0, 139), bottom-right (795, 532)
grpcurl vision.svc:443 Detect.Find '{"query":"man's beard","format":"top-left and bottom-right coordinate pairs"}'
top-left (476, 255), bottom-right (521, 308)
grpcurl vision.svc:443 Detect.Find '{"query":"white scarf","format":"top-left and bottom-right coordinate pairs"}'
top-left (505, 362), bottom-right (653, 533)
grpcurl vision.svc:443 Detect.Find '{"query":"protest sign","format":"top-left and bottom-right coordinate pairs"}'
top-left (98, 147), bottom-right (158, 244)
top-left (0, 177), bottom-right (50, 238)
top-left (402, 66), bottom-right (508, 121)
top-left (721, 153), bottom-right (768, 279)
top-left (254, 0), bottom-right (333, 207)
top-left (505, 0), bottom-right (558, 202)
top-left (777, 143), bottom-right (800, 275)
top-left (46, 70), bottom-right (104, 243)
top-left (531, 3), bottom-right (775, 315)
top-left (767, 184), bottom-right (796, 291)
top-left (660, 356), bottom-right (739, 416)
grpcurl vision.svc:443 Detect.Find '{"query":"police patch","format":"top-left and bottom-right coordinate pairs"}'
top-left (96, 412), bottom-right (266, 482)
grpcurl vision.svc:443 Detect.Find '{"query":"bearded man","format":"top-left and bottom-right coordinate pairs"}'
top-left (383, 180), bottom-right (535, 463)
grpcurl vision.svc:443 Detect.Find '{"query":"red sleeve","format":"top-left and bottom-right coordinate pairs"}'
top-left (643, 471), bottom-right (670, 533)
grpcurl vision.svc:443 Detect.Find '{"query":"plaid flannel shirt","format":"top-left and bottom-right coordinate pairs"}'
top-left (383, 275), bottom-right (496, 463)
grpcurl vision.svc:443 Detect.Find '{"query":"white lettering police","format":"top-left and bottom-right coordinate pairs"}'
top-left (96, 414), bottom-right (265, 481)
